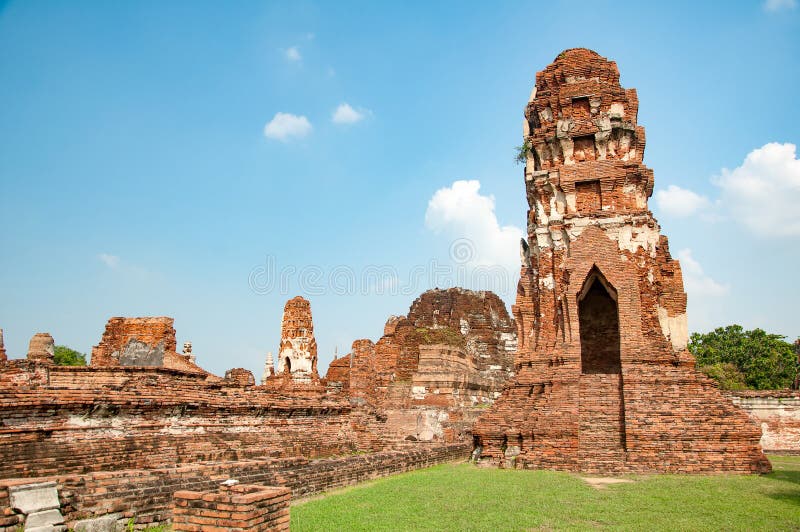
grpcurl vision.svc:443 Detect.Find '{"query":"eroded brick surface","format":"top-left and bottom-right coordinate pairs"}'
top-left (472, 48), bottom-right (770, 474)
top-left (327, 288), bottom-right (517, 443)
top-left (90, 317), bottom-right (205, 373)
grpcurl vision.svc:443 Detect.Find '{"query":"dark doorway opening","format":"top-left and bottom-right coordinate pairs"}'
top-left (578, 267), bottom-right (621, 374)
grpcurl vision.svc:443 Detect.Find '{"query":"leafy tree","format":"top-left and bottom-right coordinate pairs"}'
top-left (689, 325), bottom-right (797, 390)
top-left (53, 345), bottom-right (87, 366)
top-left (698, 362), bottom-right (747, 391)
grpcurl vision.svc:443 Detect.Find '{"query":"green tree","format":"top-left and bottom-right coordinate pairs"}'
top-left (689, 325), bottom-right (797, 390)
top-left (698, 362), bottom-right (747, 391)
top-left (53, 345), bottom-right (87, 366)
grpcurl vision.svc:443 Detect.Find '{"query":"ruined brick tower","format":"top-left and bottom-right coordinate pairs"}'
top-left (276, 296), bottom-right (319, 383)
top-left (473, 49), bottom-right (769, 473)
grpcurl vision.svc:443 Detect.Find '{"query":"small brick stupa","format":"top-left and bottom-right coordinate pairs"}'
top-left (473, 49), bottom-right (769, 474)
top-left (0, 328), bottom-right (7, 363)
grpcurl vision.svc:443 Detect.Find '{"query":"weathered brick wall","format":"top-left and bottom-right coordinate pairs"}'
top-left (728, 391), bottom-right (800, 453)
top-left (0, 365), bottom-right (386, 479)
top-left (0, 443), bottom-right (470, 530)
top-left (473, 48), bottom-right (769, 474)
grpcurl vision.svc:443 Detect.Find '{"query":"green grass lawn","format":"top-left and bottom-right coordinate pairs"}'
top-left (291, 455), bottom-right (800, 531)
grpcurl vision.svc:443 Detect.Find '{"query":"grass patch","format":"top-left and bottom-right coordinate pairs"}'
top-left (414, 327), bottom-right (465, 348)
top-left (291, 456), bottom-right (800, 531)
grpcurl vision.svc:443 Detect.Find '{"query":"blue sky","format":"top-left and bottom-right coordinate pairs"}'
top-left (1, 1), bottom-right (798, 377)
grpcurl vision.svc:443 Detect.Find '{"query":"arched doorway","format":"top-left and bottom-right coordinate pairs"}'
top-left (578, 267), bottom-right (621, 374)
top-left (284, 357), bottom-right (292, 373)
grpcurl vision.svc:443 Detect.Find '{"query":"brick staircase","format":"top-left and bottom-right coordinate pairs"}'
top-left (578, 373), bottom-right (627, 473)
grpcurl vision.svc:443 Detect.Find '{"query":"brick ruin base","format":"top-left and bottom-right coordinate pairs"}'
top-left (173, 484), bottom-right (291, 532)
top-left (0, 443), bottom-right (470, 530)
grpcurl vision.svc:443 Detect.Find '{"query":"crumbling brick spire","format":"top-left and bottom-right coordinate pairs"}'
top-left (276, 296), bottom-right (319, 383)
top-left (473, 48), bottom-right (769, 474)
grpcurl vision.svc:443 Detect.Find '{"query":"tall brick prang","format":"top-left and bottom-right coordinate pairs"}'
top-left (275, 296), bottom-right (319, 383)
top-left (473, 48), bottom-right (770, 474)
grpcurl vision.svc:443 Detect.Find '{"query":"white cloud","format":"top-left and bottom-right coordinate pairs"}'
top-left (263, 112), bottom-right (312, 141)
top-left (654, 184), bottom-right (711, 218)
top-left (764, 0), bottom-right (797, 12)
top-left (332, 103), bottom-right (369, 124)
top-left (425, 180), bottom-right (523, 276)
top-left (98, 253), bottom-right (120, 268)
top-left (284, 46), bottom-right (301, 62)
top-left (655, 143), bottom-right (800, 237)
top-left (715, 142), bottom-right (800, 236)
top-left (677, 249), bottom-right (729, 298)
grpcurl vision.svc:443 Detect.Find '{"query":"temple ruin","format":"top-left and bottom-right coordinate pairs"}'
top-left (0, 46), bottom-right (780, 531)
top-left (472, 48), bottom-right (769, 474)
top-left (0, 289), bottom-right (515, 528)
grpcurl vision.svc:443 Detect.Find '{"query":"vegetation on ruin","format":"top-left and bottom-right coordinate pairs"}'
top-left (514, 141), bottom-right (532, 165)
top-left (689, 325), bottom-right (798, 390)
top-left (53, 345), bottom-right (87, 366)
top-left (126, 519), bottom-right (170, 532)
top-left (291, 456), bottom-right (800, 531)
top-left (414, 327), bottom-right (465, 348)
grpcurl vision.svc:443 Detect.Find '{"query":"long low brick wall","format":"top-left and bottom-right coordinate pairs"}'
top-left (0, 364), bottom-right (391, 479)
top-left (0, 443), bottom-right (470, 530)
top-left (727, 391), bottom-right (800, 453)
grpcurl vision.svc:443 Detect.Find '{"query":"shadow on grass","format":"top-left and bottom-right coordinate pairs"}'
top-left (767, 469), bottom-right (800, 486)
top-left (765, 489), bottom-right (800, 506)
top-left (763, 462), bottom-right (800, 506)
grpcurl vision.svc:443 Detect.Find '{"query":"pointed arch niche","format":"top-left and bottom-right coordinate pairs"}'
top-left (578, 266), bottom-right (621, 374)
